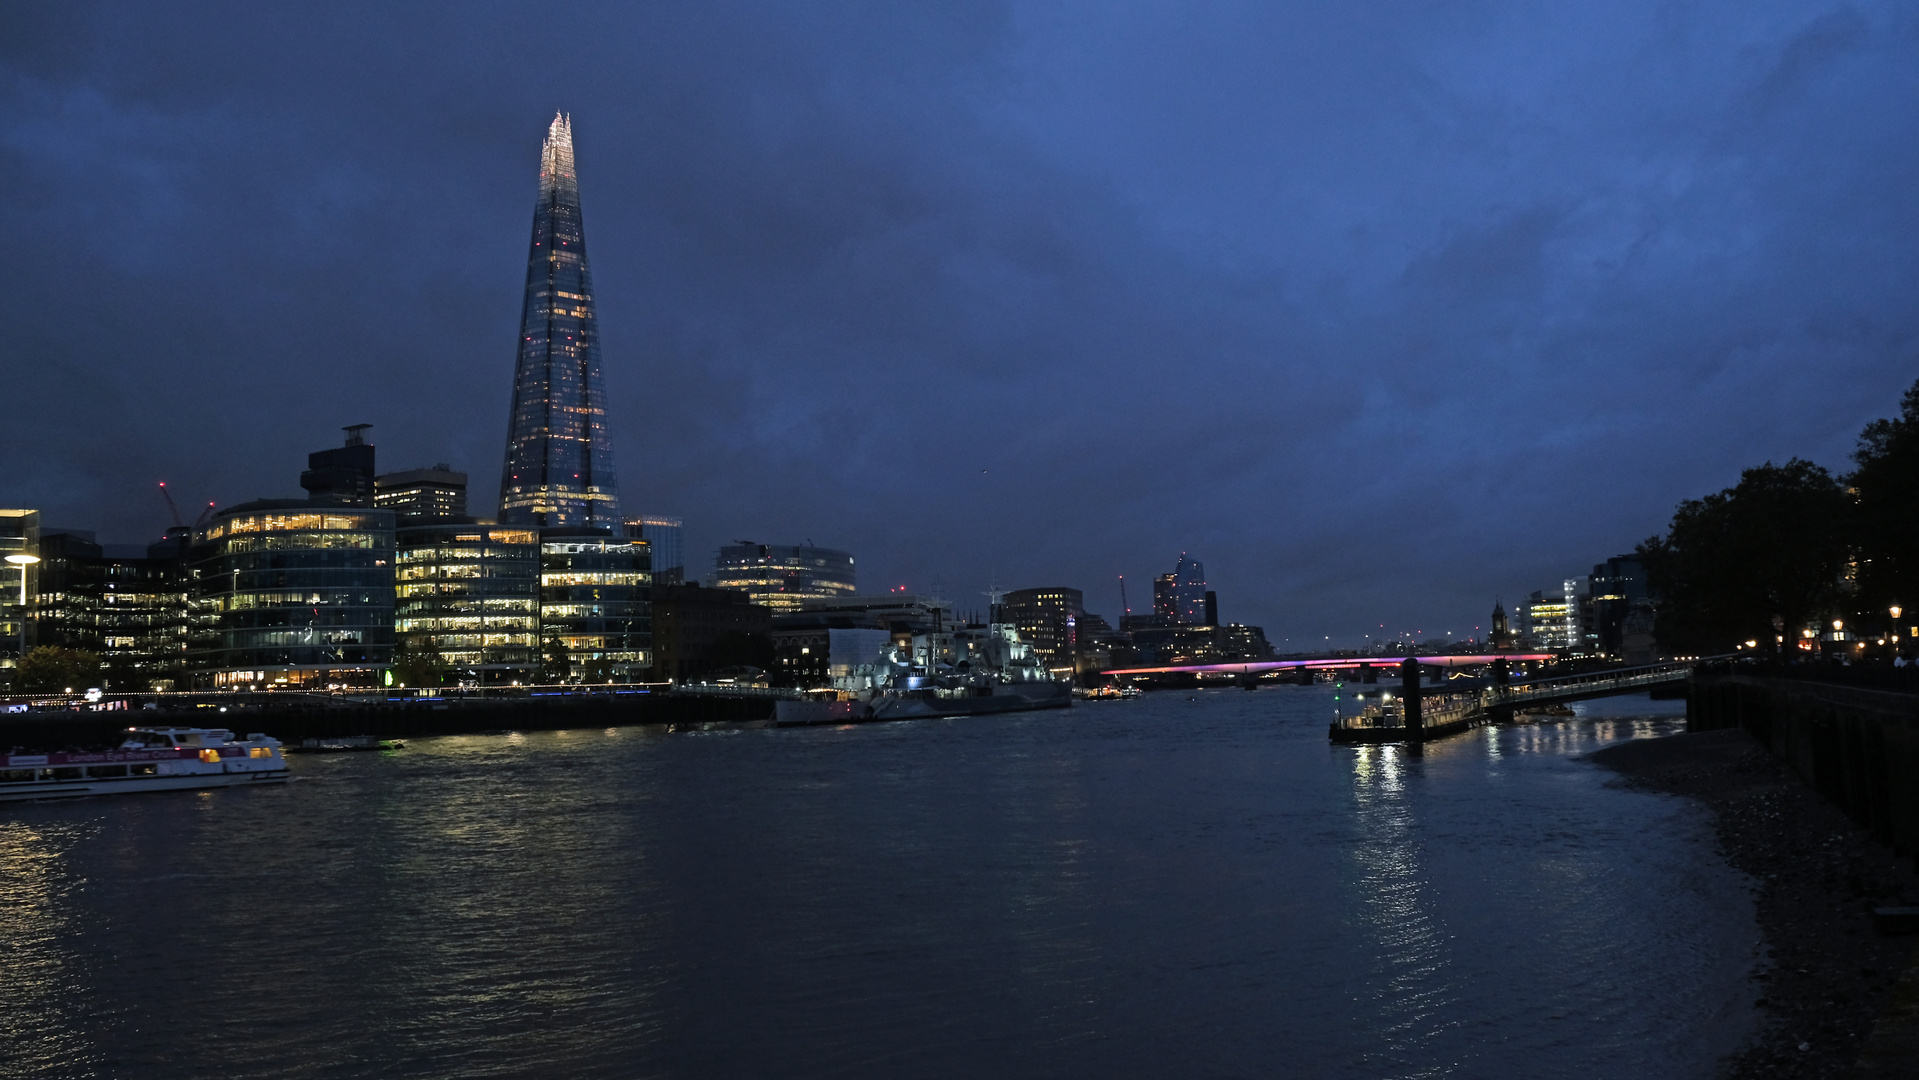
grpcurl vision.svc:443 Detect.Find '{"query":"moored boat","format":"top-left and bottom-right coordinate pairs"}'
top-left (0, 727), bottom-right (289, 802)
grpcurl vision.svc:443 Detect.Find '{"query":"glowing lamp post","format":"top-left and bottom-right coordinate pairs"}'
top-left (1892, 606), bottom-right (1903, 646)
top-left (5, 553), bottom-right (39, 667)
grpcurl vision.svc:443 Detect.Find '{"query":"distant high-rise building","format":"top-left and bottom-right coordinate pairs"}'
top-left (301, 425), bottom-right (376, 506)
top-left (1151, 553), bottom-right (1208, 626)
top-left (498, 113), bottom-right (620, 528)
top-left (713, 543), bottom-right (856, 611)
top-left (626, 516), bottom-right (683, 584)
top-left (376, 465), bottom-right (468, 521)
top-left (1589, 555), bottom-right (1649, 658)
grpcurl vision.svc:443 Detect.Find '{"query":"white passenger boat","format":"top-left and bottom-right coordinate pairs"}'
top-left (0, 727), bottom-right (289, 802)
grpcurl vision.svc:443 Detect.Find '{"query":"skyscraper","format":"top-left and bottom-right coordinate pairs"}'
top-left (1151, 553), bottom-right (1207, 625)
top-left (498, 114), bottom-right (620, 528)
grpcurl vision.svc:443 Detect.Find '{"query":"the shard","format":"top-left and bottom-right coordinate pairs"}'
top-left (498, 113), bottom-right (620, 528)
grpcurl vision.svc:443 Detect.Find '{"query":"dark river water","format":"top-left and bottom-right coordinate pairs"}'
top-left (1, 688), bottom-right (1756, 1079)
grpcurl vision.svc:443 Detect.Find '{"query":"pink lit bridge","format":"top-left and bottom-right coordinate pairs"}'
top-left (1103, 654), bottom-right (1557, 679)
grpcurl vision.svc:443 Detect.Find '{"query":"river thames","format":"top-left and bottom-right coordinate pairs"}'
top-left (1, 688), bottom-right (1754, 1079)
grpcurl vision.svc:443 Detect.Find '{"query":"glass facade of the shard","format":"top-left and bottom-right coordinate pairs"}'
top-left (498, 114), bottom-right (621, 528)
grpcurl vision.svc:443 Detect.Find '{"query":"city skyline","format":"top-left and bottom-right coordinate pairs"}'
top-left (1, 4), bottom-right (1914, 644)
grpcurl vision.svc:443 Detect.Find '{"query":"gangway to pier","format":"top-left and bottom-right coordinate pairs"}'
top-left (1330, 658), bottom-right (1708, 744)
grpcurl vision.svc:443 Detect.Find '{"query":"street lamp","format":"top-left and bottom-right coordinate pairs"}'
top-left (5, 553), bottom-right (39, 667)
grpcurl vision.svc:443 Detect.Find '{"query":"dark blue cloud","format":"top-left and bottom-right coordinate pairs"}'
top-left (1, 1), bottom-right (1915, 644)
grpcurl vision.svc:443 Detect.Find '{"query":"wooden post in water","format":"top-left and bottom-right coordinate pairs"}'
top-left (1400, 657), bottom-right (1424, 737)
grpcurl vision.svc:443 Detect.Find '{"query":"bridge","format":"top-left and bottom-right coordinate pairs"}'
top-left (1328, 658), bottom-right (1700, 743)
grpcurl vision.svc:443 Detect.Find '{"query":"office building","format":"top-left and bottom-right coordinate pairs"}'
top-left (0, 509), bottom-right (40, 673)
top-left (770, 611), bottom-right (895, 689)
top-left (31, 531), bottom-right (189, 690)
top-left (498, 114), bottom-right (621, 528)
top-left (626, 516), bottom-right (684, 585)
top-left (377, 466), bottom-right (469, 521)
top-left (394, 522), bottom-right (541, 684)
top-left (650, 582), bottom-right (771, 683)
top-left (1001, 587), bottom-right (1084, 679)
top-left (301, 425), bottom-right (377, 506)
top-left (186, 501), bottom-right (396, 689)
top-left (713, 543), bottom-right (856, 611)
top-left (1589, 555), bottom-right (1650, 658)
top-left (1523, 590), bottom-right (1576, 651)
top-left (538, 532), bottom-right (650, 682)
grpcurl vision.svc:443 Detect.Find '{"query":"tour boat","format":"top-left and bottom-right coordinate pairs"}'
top-left (0, 727), bottom-right (289, 802)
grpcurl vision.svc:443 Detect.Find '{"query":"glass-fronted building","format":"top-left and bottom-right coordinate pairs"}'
top-left (187, 501), bottom-right (395, 689)
top-left (712, 543), bottom-right (856, 612)
top-left (0, 509), bottom-right (40, 675)
top-left (539, 532), bottom-right (650, 682)
top-left (625, 515), bottom-right (683, 585)
top-left (34, 530), bottom-right (190, 691)
top-left (395, 522), bottom-right (540, 684)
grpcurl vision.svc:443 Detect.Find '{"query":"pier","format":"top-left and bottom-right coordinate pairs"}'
top-left (1328, 657), bottom-right (1699, 744)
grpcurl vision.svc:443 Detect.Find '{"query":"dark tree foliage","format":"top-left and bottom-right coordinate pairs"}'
top-left (538, 634), bottom-right (572, 684)
top-left (1638, 459), bottom-right (1850, 655)
top-left (1850, 377), bottom-right (1919, 615)
top-left (14, 646), bottom-right (104, 694)
top-left (391, 635), bottom-right (450, 689)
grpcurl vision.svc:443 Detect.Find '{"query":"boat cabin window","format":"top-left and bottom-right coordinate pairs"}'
top-left (130, 731), bottom-right (172, 746)
top-left (197, 749), bottom-right (221, 763)
top-left (0, 769), bottom-right (34, 783)
top-left (86, 764), bottom-right (129, 778)
top-left (130, 764), bottom-right (158, 776)
top-left (175, 733), bottom-right (203, 746)
top-left (47, 767), bottom-right (81, 781)
top-left (248, 747), bottom-right (274, 759)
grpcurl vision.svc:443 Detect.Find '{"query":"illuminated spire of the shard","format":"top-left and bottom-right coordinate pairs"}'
top-left (498, 113), bottom-right (620, 528)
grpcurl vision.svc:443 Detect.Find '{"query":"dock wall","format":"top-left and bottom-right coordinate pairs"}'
top-left (1690, 674), bottom-right (1919, 860)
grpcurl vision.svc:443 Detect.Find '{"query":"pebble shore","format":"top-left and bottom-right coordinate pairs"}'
top-left (1589, 727), bottom-right (1919, 1079)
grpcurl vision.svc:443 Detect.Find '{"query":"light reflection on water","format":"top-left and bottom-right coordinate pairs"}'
top-left (0, 691), bottom-right (1753, 1079)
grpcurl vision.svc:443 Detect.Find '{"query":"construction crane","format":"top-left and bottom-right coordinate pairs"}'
top-left (158, 482), bottom-right (184, 527)
top-left (158, 482), bottom-right (217, 534)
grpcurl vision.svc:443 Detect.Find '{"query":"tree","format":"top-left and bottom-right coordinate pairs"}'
top-left (538, 634), bottom-right (572, 684)
top-left (14, 646), bottom-right (104, 694)
top-left (1638, 459), bottom-right (1851, 656)
top-left (391, 635), bottom-right (451, 689)
top-left (1850, 377), bottom-right (1919, 619)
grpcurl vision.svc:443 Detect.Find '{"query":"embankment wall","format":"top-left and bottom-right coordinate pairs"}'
top-left (1690, 675), bottom-right (1919, 860)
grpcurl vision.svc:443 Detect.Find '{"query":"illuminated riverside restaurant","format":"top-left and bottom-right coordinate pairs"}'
top-left (394, 522), bottom-right (540, 684)
top-left (187, 501), bottom-right (396, 689)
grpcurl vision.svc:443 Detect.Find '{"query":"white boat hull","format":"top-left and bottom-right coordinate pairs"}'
top-left (0, 768), bottom-right (290, 803)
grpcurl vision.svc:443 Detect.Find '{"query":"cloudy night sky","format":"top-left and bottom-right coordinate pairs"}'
top-left (2, 2), bottom-right (1915, 646)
